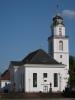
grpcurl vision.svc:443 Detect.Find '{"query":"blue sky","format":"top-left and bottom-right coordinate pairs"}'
top-left (0, 0), bottom-right (75, 72)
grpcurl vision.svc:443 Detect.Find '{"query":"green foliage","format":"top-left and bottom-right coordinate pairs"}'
top-left (69, 56), bottom-right (75, 68)
top-left (69, 55), bottom-right (75, 85)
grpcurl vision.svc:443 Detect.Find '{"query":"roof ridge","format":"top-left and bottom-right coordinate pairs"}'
top-left (10, 49), bottom-right (61, 65)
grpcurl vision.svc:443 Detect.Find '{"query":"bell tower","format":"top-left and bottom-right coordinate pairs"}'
top-left (48, 15), bottom-right (69, 70)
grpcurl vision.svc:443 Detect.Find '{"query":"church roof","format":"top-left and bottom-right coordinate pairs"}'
top-left (10, 49), bottom-right (60, 66)
top-left (10, 61), bottom-right (22, 66)
top-left (22, 49), bottom-right (60, 64)
top-left (1, 69), bottom-right (10, 80)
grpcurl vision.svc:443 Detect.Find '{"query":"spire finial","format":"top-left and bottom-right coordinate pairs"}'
top-left (57, 4), bottom-right (59, 11)
top-left (56, 0), bottom-right (61, 16)
top-left (56, 4), bottom-right (60, 15)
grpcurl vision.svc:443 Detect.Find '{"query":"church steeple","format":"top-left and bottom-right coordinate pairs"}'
top-left (51, 14), bottom-right (65, 37)
top-left (48, 14), bottom-right (69, 69)
top-left (48, 13), bottom-right (69, 91)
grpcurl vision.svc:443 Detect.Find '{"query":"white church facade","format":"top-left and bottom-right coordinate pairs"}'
top-left (9, 15), bottom-right (69, 93)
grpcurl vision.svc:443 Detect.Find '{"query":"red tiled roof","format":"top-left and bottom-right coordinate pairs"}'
top-left (1, 69), bottom-right (10, 80)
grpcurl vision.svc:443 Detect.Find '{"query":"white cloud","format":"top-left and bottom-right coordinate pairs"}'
top-left (62, 10), bottom-right (75, 18)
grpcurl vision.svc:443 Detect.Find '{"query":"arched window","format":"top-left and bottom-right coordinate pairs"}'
top-left (59, 27), bottom-right (62, 36)
top-left (59, 41), bottom-right (63, 51)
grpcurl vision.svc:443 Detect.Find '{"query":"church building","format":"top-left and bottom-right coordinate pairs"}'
top-left (9, 14), bottom-right (69, 93)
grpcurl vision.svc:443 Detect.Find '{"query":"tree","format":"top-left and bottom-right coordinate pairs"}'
top-left (69, 56), bottom-right (75, 85)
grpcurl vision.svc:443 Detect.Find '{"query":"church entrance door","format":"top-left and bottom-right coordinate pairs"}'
top-left (43, 86), bottom-right (48, 92)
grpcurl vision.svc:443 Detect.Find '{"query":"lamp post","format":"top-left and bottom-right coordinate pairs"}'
top-left (49, 83), bottom-right (52, 93)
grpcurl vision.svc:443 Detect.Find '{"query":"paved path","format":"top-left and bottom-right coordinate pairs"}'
top-left (0, 98), bottom-right (75, 100)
